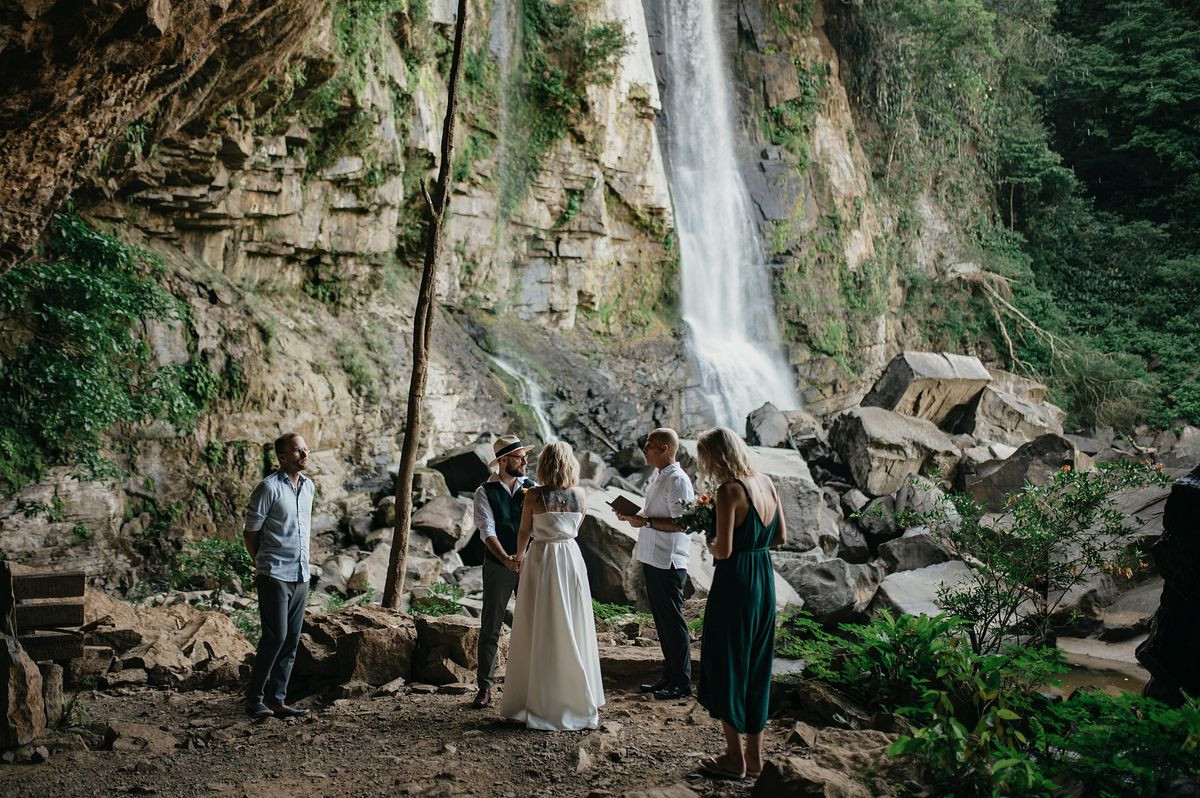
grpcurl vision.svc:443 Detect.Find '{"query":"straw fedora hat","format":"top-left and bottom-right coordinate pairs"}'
top-left (487, 435), bottom-right (535, 467)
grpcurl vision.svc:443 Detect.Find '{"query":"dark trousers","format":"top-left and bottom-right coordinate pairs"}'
top-left (477, 557), bottom-right (520, 689)
top-left (246, 574), bottom-right (307, 706)
top-left (644, 563), bottom-right (691, 689)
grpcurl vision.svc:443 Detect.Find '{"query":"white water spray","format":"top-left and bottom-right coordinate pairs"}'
top-left (659, 0), bottom-right (799, 428)
top-left (489, 355), bottom-right (556, 443)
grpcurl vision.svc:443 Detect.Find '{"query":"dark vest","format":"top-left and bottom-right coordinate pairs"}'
top-left (482, 478), bottom-right (535, 562)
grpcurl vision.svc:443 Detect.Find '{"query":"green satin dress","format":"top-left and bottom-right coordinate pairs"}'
top-left (696, 479), bottom-right (777, 734)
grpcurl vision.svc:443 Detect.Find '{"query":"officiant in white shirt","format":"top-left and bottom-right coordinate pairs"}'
top-left (617, 427), bottom-right (695, 700)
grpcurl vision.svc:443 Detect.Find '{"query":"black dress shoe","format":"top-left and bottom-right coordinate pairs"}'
top-left (269, 704), bottom-right (310, 718)
top-left (640, 679), bottom-right (668, 693)
top-left (653, 684), bottom-right (692, 700)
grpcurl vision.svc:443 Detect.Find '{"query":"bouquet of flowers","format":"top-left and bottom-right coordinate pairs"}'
top-left (676, 493), bottom-right (716, 538)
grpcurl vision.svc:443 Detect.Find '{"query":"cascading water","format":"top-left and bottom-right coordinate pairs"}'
top-left (658, 0), bottom-right (799, 428)
top-left (489, 355), bottom-right (556, 443)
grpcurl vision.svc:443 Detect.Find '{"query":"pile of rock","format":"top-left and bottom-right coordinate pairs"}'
top-left (734, 352), bottom-right (1181, 640)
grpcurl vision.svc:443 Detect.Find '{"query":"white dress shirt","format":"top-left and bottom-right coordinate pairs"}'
top-left (635, 462), bottom-right (695, 570)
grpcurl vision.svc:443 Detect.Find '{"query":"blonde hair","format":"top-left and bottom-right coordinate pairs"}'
top-left (535, 441), bottom-right (580, 490)
top-left (697, 426), bottom-right (756, 486)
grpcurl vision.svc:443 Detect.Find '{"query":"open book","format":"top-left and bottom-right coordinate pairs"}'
top-left (606, 494), bottom-right (642, 516)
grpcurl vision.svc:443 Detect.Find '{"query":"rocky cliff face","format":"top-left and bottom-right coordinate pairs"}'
top-left (0, 0), bottom-right (973, 590)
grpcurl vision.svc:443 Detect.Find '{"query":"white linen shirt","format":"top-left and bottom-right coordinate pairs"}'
top-left (635, 462), bottom-right (695, 570)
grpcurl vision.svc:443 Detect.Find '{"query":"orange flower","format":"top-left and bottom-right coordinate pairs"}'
top-left (697, 493), bottom-right (712, 506)
top-left (1061, 465), bottom-right (1072, 472)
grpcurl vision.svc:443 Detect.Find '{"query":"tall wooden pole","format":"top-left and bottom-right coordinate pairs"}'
top-left (382, 0), bottom-right (470, 609)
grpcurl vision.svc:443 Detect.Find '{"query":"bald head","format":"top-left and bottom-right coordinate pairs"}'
top-left (646, 427), bottom-right (680, 462)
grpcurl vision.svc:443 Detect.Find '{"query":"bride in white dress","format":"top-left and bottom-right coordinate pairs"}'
top-left (500, 440), bottom-right (605, 731)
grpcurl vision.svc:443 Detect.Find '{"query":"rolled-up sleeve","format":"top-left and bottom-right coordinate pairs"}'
top-left (244, 480), bottom-right (275, 532)
top-left (474, 485), bottom-right (497, 539)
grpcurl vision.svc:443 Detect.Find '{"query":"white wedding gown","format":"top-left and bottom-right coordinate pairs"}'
top-left (499, 508), bottom-right (605, 730)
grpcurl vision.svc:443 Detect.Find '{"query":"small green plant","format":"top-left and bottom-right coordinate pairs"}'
top-left (591, 600), bottom-right (651, 625)
top-left (335, 336), bottom-right (381, 401)
top-left (410, 581), bottom-right (465, 617)
top-left (229, 605), bottom-right (262, 646)
top-left (71, 523), bottom-right (93, 541)
top-left (171, 537), bottom-right (254, 594)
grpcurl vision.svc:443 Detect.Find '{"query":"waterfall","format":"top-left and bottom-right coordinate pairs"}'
top-left (489, 355), bottom-right (556, 443)
top-left (658, 0), bottom-right (799, 429)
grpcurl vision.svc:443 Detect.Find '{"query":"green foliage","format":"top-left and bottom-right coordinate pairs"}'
top-left (760, 62), bottom-right (828, 171)
top-left (0, 214), bottom-right (210, 490)
top-left (229, 605), bottom-right (262, 646)
top-left (334, 336), bottom-right (381, 401)
top-left (778, 610), bottom-right (975, 710)
top-left (1040, 690), bottom-right (1200, 797)
top-left (71, 523), bottom-right (93, 542)
top-left (171, 537), bottom-right (255, 594)
top-left (497, 0), bottom-right (630, 217)
top-left (591, 600), bottom-right (649, 624)
top-left (410, 580), bottom-right (465, 616)
top-left (896, 462), bottom-right (1171, 655)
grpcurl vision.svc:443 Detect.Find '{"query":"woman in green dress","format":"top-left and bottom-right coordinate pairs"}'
top-left (695, 426), bottom-right (787, 780)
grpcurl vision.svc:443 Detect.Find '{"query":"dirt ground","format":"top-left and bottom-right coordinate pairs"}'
top-left (0, 685), bottom-right (791, 797)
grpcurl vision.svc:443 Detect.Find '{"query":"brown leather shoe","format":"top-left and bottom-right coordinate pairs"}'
top-left (472, 686), bottom-right (492, 708)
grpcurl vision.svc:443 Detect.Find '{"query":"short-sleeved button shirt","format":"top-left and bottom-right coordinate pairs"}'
top-left (244, 471), bottom-right (314, 583)
top-left (636, 462), bottom-right (696, 570)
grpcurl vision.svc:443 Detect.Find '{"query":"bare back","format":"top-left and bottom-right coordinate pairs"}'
top-left (731, 473), bottom-right (778, 527)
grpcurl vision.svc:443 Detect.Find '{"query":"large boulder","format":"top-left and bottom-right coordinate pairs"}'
top-left (411, 614), bottom-right (481, 685)
top-left (1101, 578), bottom-right (1163, 642)
top-left (1, 635), bottom-right (45, 747)
top-left (829, 407), bottom-right (960, 497)
top-left (577, 488), bottom-right (644, 604)
top-left (411, 495), bottom-right (475, 554)
top-left (752, 757), bottom-right (871, 798)
top-left (958, 434), bottom-right (1075, 511)
top-left (861, 352), bottom-right (991, 428)
top-left (965, 369), bottom-right (1065, 447)
top-left (878, 532), bottom-right (952, 573)
top-left (746, 402), bottom-right (791, 448)
top-left (296, 605), bottom-right (417, 687)
top-left (779, 560), bottom-right (884, 624)
top-left (427, 441), bottom-right (495, 496)
top-left (871, 561), bottom-right (974, 617)
top-left (1138, 464), bottom-right (1200, 705)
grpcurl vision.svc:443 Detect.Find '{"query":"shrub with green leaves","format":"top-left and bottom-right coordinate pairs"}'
top-left (172, 537), bottom-right (255, 594)
top-left (410, 580), bottom-right (465, 617)
top-left (0, 213), bottom-right (209, 490)
top-left (1041, 690), bottom-right (1200, 798)
top-left (894, 461), bottom-right (1171, 655)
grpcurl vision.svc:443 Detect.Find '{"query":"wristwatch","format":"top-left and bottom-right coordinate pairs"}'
top-left (645, 517), bottom-right (654, 530)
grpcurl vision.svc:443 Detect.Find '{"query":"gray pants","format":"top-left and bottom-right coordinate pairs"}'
top-left (246, 574), bottom-right (307, 706)
top-left (477, 557), bottom-right (519, 689)
top-left (644, 563), bottom-right (691, 689)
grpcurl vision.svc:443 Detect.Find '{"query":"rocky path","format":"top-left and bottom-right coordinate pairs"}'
top-left (0, 687), bottom-right (787, 797)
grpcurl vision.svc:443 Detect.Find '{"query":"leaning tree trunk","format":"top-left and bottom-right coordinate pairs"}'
top-left (382, 0), bottom-right (469, 610)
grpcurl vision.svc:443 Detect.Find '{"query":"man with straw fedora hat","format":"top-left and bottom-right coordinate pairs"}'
top-left (471, 434), bottom-right (537, 708)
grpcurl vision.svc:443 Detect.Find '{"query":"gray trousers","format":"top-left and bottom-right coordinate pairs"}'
top-left (477, 557), bottom-right (519, 689)
top-left (246, 574), bottom-right (307, 706)
top-left (644, 563), bottom-right (691, 689)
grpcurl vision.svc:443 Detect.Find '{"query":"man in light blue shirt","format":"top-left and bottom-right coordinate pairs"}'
top-left (243, 432), bottom-right (315, 719)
